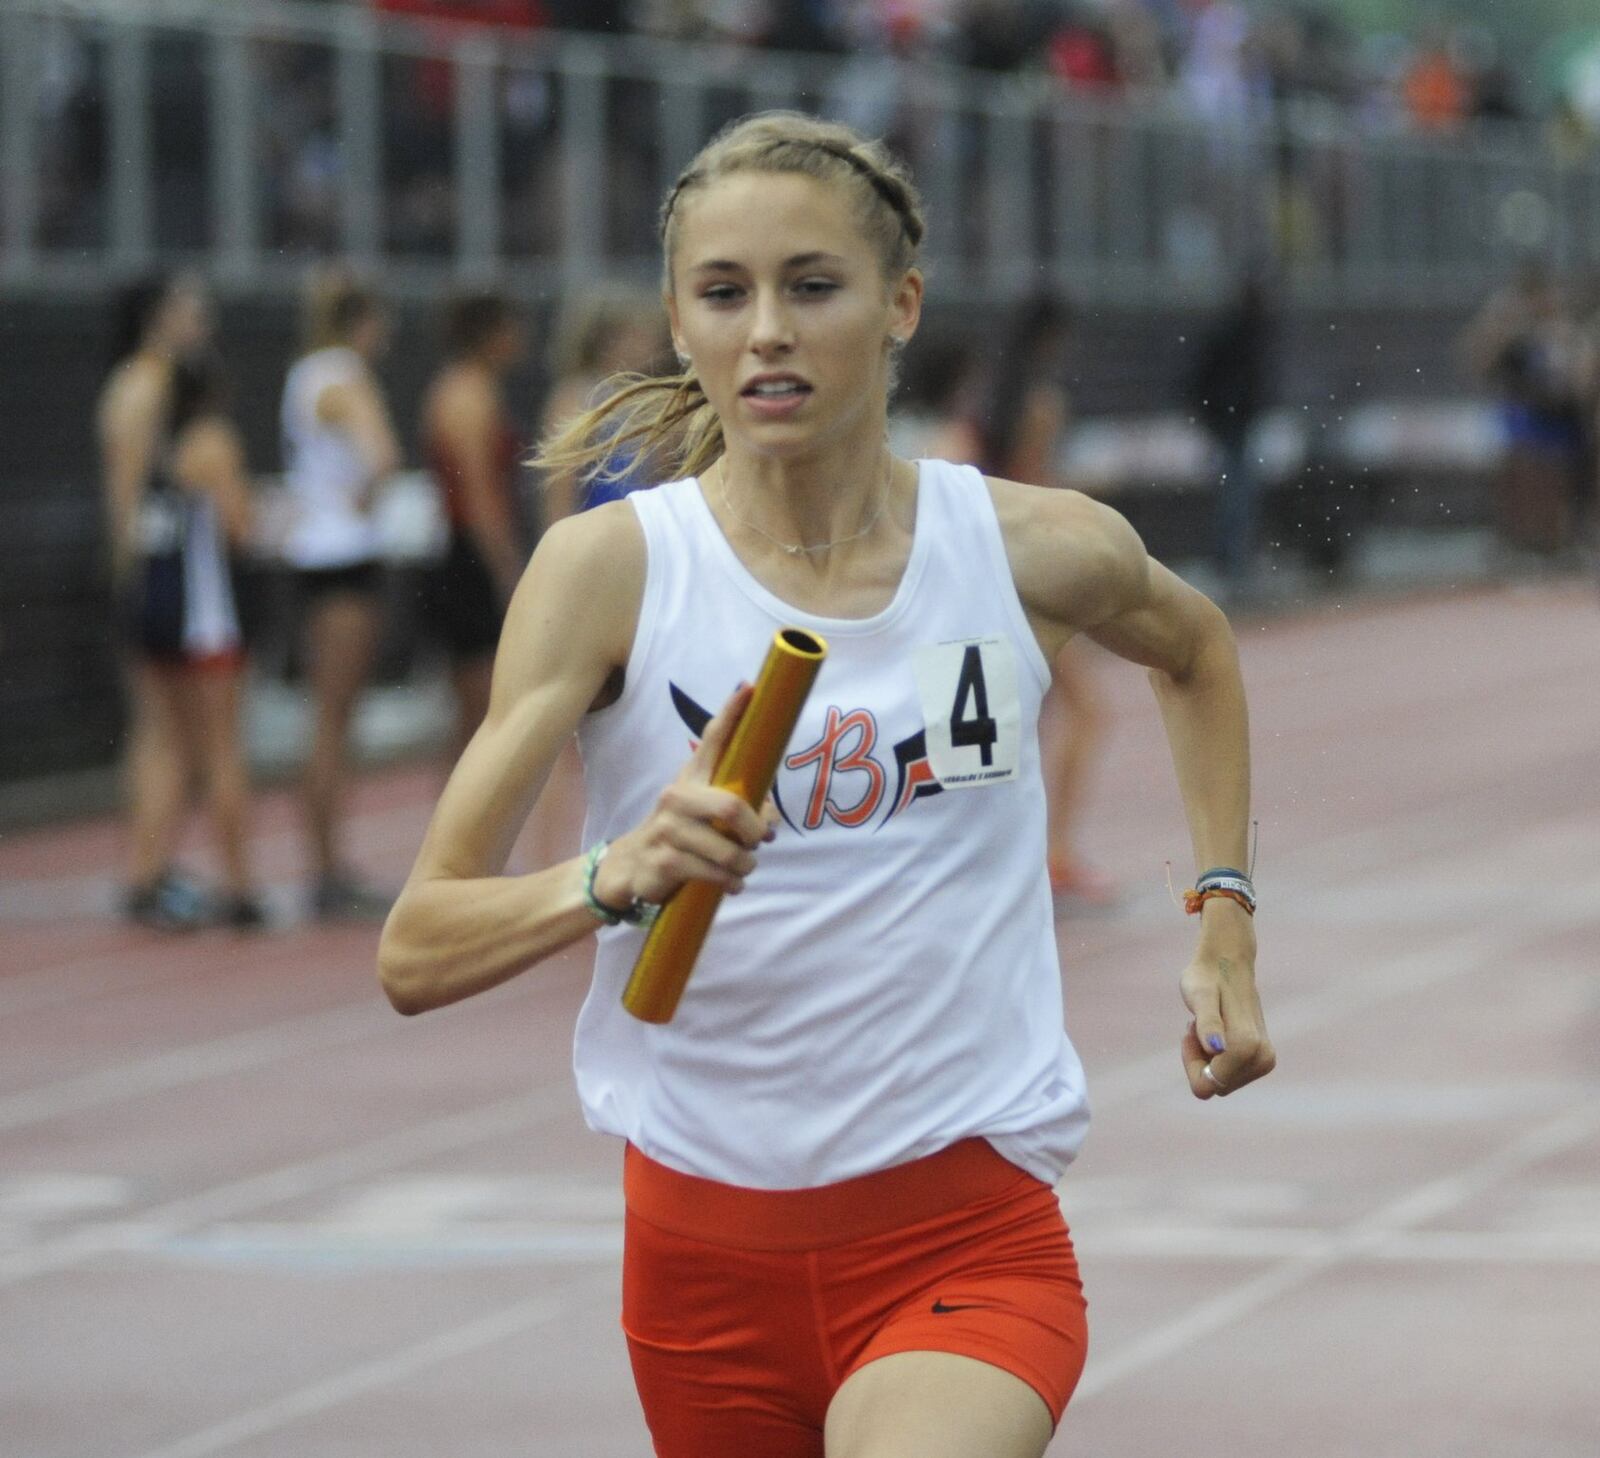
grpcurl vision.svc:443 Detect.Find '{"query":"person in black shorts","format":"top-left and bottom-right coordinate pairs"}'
top-left (104, 301), bottom-right (266, 928)
top-left (421, 291), bottom-right (529, 751)
top-left (101, 276), bottom-right (265, 928)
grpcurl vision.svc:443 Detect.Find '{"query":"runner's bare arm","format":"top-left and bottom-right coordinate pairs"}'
top-left (378, 507), bottom-right (767, 1015)
top-left (992, 479), bottom-right (1273, 1100)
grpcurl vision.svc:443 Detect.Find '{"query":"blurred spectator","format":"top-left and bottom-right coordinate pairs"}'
top-left (421, 291), bottom-right (531, 751)
top-left (1180, 1), bottom-right (1265, 129)
top-left (1189, 271), bottom-right (1276, 598)
top-left (1400, 25), bottom-right (1471, 133)
top-left (1463, 264), bottom-right (1590, 559)
top-left (257, 40), bottom-right (344, 253)
top-left (141, 355), bottom-right (267, 929)
top-left (539, 286), bottom-right (673, 522)
top-left (1106, 1), bottom-right (1168, 91)
top-left (99, 277), bottom-right (263, 930)
top-left (1048, 10), bottom-right (1120, 94)
top-left (1472, 59), bottom-right (1521, 125)
top-left (280, 271), bottom-right (404, 920)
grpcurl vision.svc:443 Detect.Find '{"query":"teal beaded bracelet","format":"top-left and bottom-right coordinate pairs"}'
top-left (580, 841), bottom-right (660, 928)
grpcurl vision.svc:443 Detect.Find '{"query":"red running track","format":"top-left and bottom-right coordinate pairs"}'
top-left (2, 579), bottom-right (1598, 1458)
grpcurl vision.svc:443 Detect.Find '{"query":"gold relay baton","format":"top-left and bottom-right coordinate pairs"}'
top-left (621, 627), bottom-right (828, 1024)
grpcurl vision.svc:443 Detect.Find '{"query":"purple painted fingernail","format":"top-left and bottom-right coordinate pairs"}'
top-left (1206, 1034), bottom-right (1227, 1054)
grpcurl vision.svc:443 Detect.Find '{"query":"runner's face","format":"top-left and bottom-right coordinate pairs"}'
top-left (668, 171), bottom-right (919, 458)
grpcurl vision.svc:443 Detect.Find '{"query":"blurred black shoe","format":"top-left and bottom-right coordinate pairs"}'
top-left (123, 871), bottom-right (219, 931)
top-left (310, 872), bottom-right (392, 924)
top-left (222, 894), bottom-right (271, 932)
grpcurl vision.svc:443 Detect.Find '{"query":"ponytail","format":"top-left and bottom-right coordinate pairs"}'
top-left (532, 367), bottom-right (719, 486)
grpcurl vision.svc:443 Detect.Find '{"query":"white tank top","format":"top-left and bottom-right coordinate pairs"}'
top-left (573, 460), bottom-right (1090, 1190)
top-left (279, 347), bottom-right (382, 568)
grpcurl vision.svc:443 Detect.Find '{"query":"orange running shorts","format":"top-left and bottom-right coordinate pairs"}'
top-left (621, 1138), bottom-right (1088, 1458)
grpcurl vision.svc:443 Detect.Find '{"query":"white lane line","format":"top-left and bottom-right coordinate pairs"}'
top-left (126, 1287), bottom-right (589, 1458)
top-left (0, 1088), bottom-right (567, 1288)
top-left (0, 999), bottom-right (387, 1135)
top-left (1072, 1100), bottom-right (1600, 1402)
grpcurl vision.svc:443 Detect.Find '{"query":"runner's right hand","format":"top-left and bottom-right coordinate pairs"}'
top-left (592, 683), bottom-right (774, 907)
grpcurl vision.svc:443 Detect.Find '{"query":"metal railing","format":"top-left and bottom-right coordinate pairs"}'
top-left (3, 0), bottom-right (1598, 304)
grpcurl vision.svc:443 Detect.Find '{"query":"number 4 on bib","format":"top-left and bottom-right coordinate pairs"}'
top-left (913, 637), bottom-right (1021, 787)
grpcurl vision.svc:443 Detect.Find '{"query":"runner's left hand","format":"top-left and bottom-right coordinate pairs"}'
top-left (1178, 911), bottom-right (1274, 1099)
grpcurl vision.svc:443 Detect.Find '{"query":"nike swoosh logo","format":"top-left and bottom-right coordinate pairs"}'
top-left (930, 1299), bottom-right (989, 1314)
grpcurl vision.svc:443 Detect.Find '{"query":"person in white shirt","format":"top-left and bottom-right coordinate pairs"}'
top-left (280, 272), bottom-right (402, 920)
top-left (379, 112), bottom-right (1273, 1458)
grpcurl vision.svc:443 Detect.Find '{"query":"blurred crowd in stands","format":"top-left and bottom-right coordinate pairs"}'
top-left (362, 0), bottom-right (1593, 138)
top-left (23, 0), bottom-right (1600, 257)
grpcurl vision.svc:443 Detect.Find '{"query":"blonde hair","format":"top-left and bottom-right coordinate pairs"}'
top-left (534, 111), bottom-right (926, 487)
top-left (302, 267), bottom-right (380, 353)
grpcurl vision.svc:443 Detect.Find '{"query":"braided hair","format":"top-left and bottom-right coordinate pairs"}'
top-left (534, 112), bottom-right (926, 488)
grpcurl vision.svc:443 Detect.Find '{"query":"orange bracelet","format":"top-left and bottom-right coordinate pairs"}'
top-left (1183, 887), bottom-right (1255, 916)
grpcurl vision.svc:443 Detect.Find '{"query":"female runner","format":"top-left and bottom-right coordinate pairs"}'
top-left (379, 112), bottom-right (1273, 1458)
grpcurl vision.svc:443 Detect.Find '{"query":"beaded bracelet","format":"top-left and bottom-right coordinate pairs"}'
top-left (1183, 866), bottom-right (1257, 917)
top-left (581, 841), bottom-right (660, 928)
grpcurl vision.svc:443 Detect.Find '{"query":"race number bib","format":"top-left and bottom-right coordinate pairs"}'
top-left (912, 636), bottom-right (1020, 788)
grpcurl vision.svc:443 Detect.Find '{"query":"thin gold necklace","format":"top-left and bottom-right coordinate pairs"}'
top-left (715, 454), bottom-right (893, 557)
